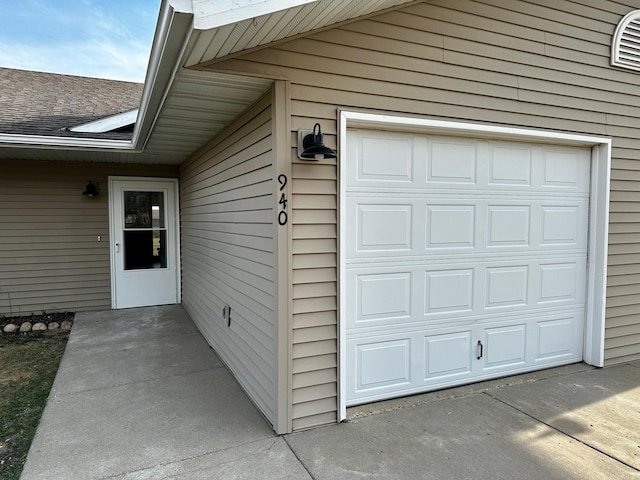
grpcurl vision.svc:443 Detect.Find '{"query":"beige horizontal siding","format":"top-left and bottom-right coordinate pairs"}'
top-left (0, 159), bottom-right (177, 317)
top-left (179, 92), bottom-right (279, 426)
top-left (206, 0), bottom-right (640, 429)
top-left (289, 159), bottom-right (338, 428)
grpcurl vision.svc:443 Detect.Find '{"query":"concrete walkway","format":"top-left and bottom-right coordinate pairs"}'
top-left (21, 305), bottom-right (640, 479)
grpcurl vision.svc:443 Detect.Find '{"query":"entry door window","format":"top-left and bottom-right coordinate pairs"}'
top-left (123, 191), bottom-right (167, 270)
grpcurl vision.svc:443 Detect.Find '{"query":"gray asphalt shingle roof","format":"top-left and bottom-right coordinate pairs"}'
top-left (0, 67), bottom-right (143, 140)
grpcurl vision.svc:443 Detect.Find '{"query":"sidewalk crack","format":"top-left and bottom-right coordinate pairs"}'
top-left (283, 435), bottom-right (317, 480)
top-left (52, 366), bottom-right (219, 398)
top-left (98, 435), bottom-right (278, 480)
top-left (485, 392), bottom-right (640, 473)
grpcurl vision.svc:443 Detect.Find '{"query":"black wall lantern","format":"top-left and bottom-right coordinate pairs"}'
top-left (298, 123), bottom-right (337, 161)
top-left (82, 181), bottom-right (99, 197)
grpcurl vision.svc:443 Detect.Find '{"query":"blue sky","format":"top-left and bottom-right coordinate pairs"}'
top-left (0, 0), bottom-right (161, 82)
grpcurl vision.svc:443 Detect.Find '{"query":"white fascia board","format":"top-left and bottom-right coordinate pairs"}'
top-left (132, 0), bottom-right (195, 151)
top-left (169, 0), bottom-right (193, 13)
top-left (192, 0), bottom-right (317, 30)
top-left (0, 134), bottom-right (133, 150)
top-left (70, 109), bottom-right (139, 133)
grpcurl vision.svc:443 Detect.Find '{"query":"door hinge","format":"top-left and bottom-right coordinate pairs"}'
top-left (477, 340), bottom-right (484, 360)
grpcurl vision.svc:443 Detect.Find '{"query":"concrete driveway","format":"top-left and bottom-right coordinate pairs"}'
top-left (288, 362), bottom-right (640, 479)
top-left (20, 305), bottom-right (640, 479)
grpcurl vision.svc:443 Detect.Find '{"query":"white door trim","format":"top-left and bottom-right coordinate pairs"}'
top-left (337, 110), bottom-right (611, 421)
top-left (108, 176), bottom-right (181, 309)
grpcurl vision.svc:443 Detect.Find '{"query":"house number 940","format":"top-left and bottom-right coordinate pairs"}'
top-left (278, 174), bottom-right (288, 226)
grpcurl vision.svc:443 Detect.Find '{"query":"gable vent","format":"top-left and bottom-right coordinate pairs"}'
top-left (612, 10), bottom-right (640, 71)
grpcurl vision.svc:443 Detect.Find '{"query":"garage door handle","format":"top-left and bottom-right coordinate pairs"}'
top-left (477, 340), bottom-right (483, 360)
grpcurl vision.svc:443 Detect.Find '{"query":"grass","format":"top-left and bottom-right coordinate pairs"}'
top-left (0, 331), bottom-right (70, 480)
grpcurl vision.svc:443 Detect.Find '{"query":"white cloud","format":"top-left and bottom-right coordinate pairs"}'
top-left (0, 38), bottom-right (150, 82)
top-left (0, 1), bottom-right (158, 82)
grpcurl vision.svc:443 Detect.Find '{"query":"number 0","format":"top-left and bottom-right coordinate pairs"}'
top-left (278, 210), bottom-right (288, 226)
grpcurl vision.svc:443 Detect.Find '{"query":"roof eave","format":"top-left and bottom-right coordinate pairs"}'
top-left (0, 0), bottom-right (195, 156)
top-left (0, 134), bottom-right (134, 151)
top-left (131, 0), bottom-right (194, 151)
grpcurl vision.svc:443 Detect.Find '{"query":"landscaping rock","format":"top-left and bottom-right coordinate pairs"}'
top-left (2, 312), bottom-right (74, 336)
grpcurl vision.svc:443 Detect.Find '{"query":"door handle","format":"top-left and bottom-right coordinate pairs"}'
top-left (115, 242), bottom-right (120, 253)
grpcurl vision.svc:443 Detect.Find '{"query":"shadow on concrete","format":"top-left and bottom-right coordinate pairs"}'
top-left (286, 361), bottom-right (640, 480)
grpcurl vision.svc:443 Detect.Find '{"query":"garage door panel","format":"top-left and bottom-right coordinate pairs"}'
top-left (356, 203), bottom-right (413, 252)
top-left (350, 135), bottom-right (589, 192)
top-left (347, 197), bottom-right (422, 257)
top-left (484, 200), bottom-right (588, 251)
top-left (349, 130), bottom-right (427, 186)
top-left (347, 197), bottom-right (588, 258)
top-left (482, 324), bottom-right (527, 370)
top-left (347, 267), bottom-right (419, 331)
top-left (348, 328), bottom-right (476, 402)
top-left (487, 205), bottom-right (531, 246)
top-left (542, 148), bottom-right (591, 190)
top-left (425, 268), bottom-right (474, 314)
top-left (426, 204), bottom-right (476, 248)
top-left (359, 135), bottom-right (413, 182)
top-left (428, 139), bottom-right (478, 184)
top-left (485, 265), bottom-right (529, 309)
top-left (535, 313), bottom-right (584, 363)
top-left (541, 205), bottom-right (586, 246)
top-left (346, 315), bottom-right (584, 405)
top-left (424, 331), bottom-right (473, 379)
top-left (347, 258), bottom-right (586, 332)
top-left (355, 338), bottom-right (411, 391)
top-left (347, 336), bottom-right (413, 399)
top-left (538, 261), bottom-right (585, 304)
top-left (357, 272), bottom-right (412, 321)
top-left (345, 129), bottom-right (589, 406)
top-left (348, 264), bottom-right (481, 331)
top-left (488, 143), bottom-right (533, 186)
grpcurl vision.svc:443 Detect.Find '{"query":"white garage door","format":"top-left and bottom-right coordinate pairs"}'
top-left (344, 129), bottom-right (590, 406)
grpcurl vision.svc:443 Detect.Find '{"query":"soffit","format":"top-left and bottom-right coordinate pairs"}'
top-left (143, 69), bottom-right (273, 163)
top-left (185, 0), bottom-right (419, 66)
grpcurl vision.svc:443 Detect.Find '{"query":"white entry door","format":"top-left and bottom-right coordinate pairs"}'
top-left (344, 129), bottom-right (590, 406)
top-left (109, 178), bottom-right (180, 309)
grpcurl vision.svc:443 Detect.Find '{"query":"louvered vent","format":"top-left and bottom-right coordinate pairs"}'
top-left (612, 10), bottom-right (640, 71)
